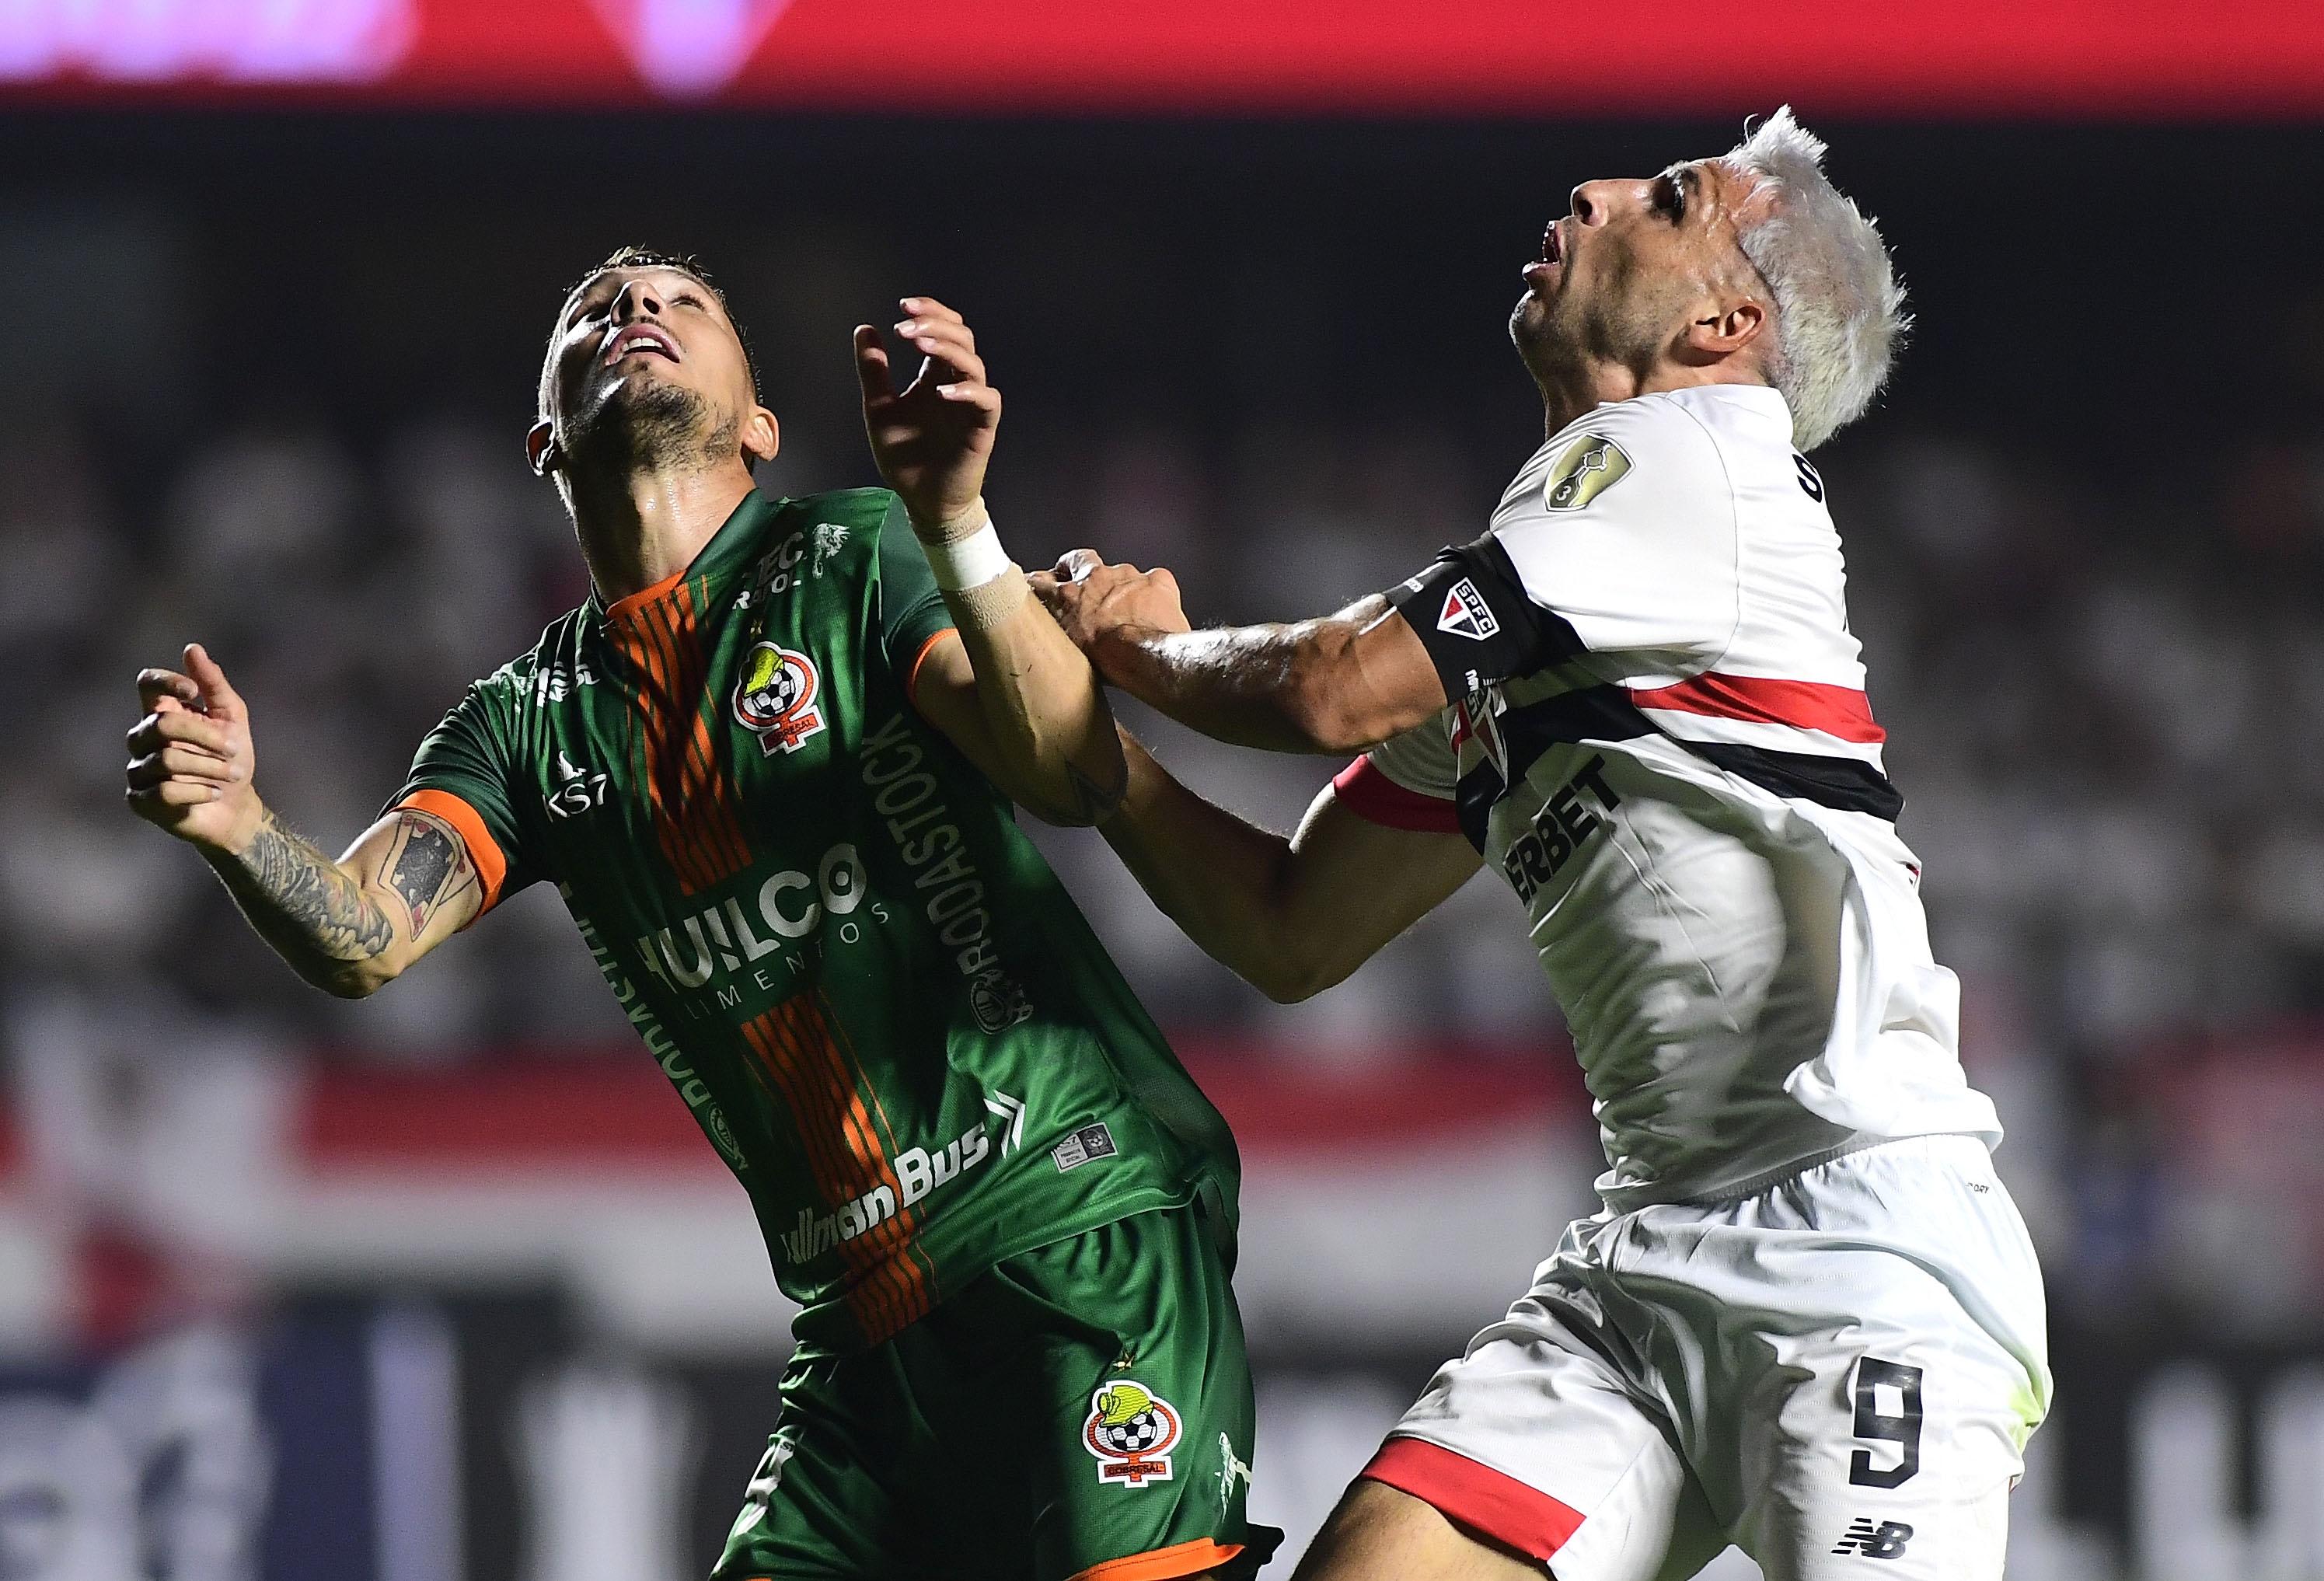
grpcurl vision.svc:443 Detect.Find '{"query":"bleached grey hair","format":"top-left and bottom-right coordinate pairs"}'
top-left (1718, 107), bottom-right (1909, 451)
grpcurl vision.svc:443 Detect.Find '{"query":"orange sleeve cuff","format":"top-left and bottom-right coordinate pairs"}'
top-left (1067, 1537), bottom-right (1245, 1581)
top-left (396, 789), bottom-right (509, 920)
top-left (904, 627), bottom-right (960, 709)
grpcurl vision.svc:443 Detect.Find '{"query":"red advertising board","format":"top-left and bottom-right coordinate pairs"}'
top-left (3, 0), bottom-right (2322, 115)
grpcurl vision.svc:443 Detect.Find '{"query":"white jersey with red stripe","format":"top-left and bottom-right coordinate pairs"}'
top-left (1342, 384), bottom-right (2001, 1209)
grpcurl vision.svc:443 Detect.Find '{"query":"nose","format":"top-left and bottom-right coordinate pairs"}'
top-left (1569, 180), bottom-right (1622, 226)
top-left (612, 277), bottom-right (666, 323)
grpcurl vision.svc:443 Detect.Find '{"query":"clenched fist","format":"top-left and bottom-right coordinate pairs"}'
top-left (125, 643), bottom-right (264, 855)
top-left (1030, 550), bottom-right (1191, 665)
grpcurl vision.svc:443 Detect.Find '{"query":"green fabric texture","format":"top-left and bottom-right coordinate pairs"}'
top-left (391, 487), bottom-right (1243, 1352)
top-left (714, 1206), bottom-right (1284, 1581)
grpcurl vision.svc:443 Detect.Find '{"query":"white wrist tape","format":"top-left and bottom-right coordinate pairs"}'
top-left (923, 515), bottom-right (1013, 592)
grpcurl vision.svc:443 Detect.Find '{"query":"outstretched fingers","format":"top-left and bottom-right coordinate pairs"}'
top-left (897, 317), bottom-right (987, 388)
top-left (898, 295), bottom-right (965, 327)
top-left (853, 324), bottom-right (896, 403)
top-left (183, 644), bottom-right (243, 720)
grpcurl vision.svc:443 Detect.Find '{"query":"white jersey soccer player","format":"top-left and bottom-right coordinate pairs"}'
top-left (1336, 380), bottom-right (2047, 1580)
top-left (1036, 111), bottom-right (2051, 1581)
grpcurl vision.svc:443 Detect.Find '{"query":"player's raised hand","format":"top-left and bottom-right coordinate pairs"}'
top-left (125, 643), bottom-right (264, 854)
top-left (1030, 550), bottom-right (1192, 658)
top-left (855, 296), bottom-right (1000, 533)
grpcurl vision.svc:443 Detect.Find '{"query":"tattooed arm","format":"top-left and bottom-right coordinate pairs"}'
top-left (128, 645), bottom-right (483, 998)
top-left (207, 806), bottom-right (480, 997)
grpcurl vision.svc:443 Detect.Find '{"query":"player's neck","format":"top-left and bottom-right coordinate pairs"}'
top-left (569, 459), bottom-right (759, 606)
top-left (1537, 358), bottom-right (1767, 439)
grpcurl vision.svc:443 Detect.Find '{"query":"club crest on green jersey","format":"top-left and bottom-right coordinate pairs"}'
top-left (1084, 1380), bottom-right (1181, 1486)
top-left (733, 642), bottom-right (826, 756)
top-left (1544, 432), bottom-right (1631, 511)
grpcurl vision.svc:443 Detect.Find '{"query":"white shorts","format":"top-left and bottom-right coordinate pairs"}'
top-left (1361, 1135), bottom-right (2051, 1581)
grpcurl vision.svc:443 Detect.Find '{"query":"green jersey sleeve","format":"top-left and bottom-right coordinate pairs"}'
top-left (390, 679), bottom-right (542, 913)
top-left (874, 495), bottom-right (957, 682)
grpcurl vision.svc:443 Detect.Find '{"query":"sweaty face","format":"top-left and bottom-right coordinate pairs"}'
top-left (1511, 158), bottom-right (1764, 385)
top-left (542, 267), bottom-right (756, 469)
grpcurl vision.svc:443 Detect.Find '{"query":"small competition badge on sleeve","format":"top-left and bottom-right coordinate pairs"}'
top-left (1544, 433), bottom-right (1631, 511)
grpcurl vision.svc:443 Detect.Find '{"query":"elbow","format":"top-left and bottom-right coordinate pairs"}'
top-left (316, 956), bottom-right (400, 1000)
top-left (1241, 940), bottom-right (1350, 1005)
top-left (1251, 961), bottom-right (1341, 1005)
top-left (1014, 752), bottom-right (1129, 829)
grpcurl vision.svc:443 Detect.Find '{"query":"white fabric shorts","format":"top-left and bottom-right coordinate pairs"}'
top-left (1361, 1135), bottom-right (2051, 1581)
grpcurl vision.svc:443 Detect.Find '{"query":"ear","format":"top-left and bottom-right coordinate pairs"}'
top-left (741, 405), bottom-right (780, 466)
top-left (1681, 298), bottom-right (1767, 365)
top-left (526, 418), bottom-right (558, 476)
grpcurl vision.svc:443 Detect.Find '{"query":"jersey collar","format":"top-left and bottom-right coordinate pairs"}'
top-left (587, 488), bottom-right (776, 623)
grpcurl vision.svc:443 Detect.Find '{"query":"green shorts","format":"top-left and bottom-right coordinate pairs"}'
top-left (714, 1205), bottom-right (1284, 1581)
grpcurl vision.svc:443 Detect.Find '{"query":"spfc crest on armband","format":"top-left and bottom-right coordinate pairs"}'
top-left (1544, 433), bottom-right (1631, 511)
top-left (733, 641), bottom-right (827, 756)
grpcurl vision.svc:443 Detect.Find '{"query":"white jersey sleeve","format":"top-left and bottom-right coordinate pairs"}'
top-left (1382, 393), bottom-right (1740, 699)
top-left (1331, 710), bottom-right (1463, 835)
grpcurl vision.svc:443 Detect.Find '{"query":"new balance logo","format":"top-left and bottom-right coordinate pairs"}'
top-left (1831, 1519), bottom-right (1914, 1558)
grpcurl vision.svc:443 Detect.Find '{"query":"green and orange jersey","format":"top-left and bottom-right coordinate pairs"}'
top-left (392, 487), bottom-right (1241, 1352)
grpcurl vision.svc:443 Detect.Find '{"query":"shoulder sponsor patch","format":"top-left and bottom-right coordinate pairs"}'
top-left (1084, 1380), bottom-right (1181, 1486)
top-left (1544, 432), bottom-right (1631, 512)
top-left (733, 642), bottom-right (827, 756)
top-left (1436, 578), bottom-right (1500, 642)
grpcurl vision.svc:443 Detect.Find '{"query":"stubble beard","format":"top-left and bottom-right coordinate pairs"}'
top-left (564, 378), bottom-right (739, 478)
top-left (1510, 274), bottom-right (1673, 397)
top-left (1510, 288), bottom-right (1588, 393)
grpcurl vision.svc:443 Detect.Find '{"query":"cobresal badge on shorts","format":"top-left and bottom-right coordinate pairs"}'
top-left (1083, 1381), bottom-right (1181, 1486)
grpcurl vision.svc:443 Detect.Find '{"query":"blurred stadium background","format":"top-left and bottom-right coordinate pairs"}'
top-left (7, 4), bottom-right (2324, 1578)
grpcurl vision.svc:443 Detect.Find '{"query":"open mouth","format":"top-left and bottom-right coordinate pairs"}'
top-left (604, 324), bottom-right (679, 365)
top-left (1521, 220), bottom-right (1564, 290)
top-left (1520, 218), bottom-right (1565, 290)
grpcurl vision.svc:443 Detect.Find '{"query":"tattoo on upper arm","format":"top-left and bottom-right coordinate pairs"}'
top-left (381, 813), bottom-right (476, 934)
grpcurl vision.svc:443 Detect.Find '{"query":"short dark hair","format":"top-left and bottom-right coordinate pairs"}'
top-left (543, 246), bottom-right (762, 410)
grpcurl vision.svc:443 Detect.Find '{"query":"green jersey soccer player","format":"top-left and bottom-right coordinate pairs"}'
top-left (125, 250), bottom-right (1279, 1581)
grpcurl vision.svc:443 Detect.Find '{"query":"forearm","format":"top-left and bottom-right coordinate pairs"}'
top-left (943, 581), bottom-right (1127, 825)
top-left (1099, 737), bottom-right (1321, 1001)
top-left (201, 807), bottom-right (398, 998)
top-left (1094, 621), bottom-right (1359, 753)
top-left (1089, 588), bottom-right (1443, 756)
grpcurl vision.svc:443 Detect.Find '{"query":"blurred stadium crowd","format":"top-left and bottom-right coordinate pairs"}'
top-left (7, 112), bottom-right (2324, 1370)
top-left (5, 113), bottom-right (2324, 1578)
top-left (12, 330), bottom-right (2324, 1345)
